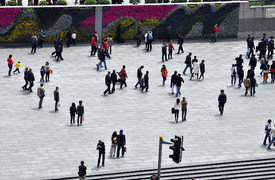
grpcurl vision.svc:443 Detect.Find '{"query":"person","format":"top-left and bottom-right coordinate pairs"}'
top-left (13, 61), bottom-right (21, 74)
top-left (76, 101), bottom-right (84, 126)
top-left (144, 31), bottom-right (148, 50)
top-left (183, 52), bottom-right (192, 74)
top-left (190, 60), bottom-right (199, 80)
top-left (231, 64), bottom-right (237, 86)
top-left (91, 35), bottom-right (97, 56)
top-left (247, 37), bottom-right (255, 58)
top-left (94, 31), bottom-right (98, 43)
top-left (147, 31), bottom-right (153, 51)
top-left (96, 140), bottom-right (105, 167)
top-left (218, 89), bottom-right (227, 115)
top-left (243, 76), bottom-right (250, 96)
top-left (71, 31), bottom-right (76, 45)
top-left (267, 36), bottom-right (274, 59)
top-left (136, 26), bottom-right (142, 46)
top-left (235, 54), bottom-right (243, 73)
top-left (38, 29), bottom-right (45, 47)
top-left (7, 55), bottom-right (14, 76)
top-left (37, 83), bottom-right (45, 109)
top-left (56, 40), bottom-right (64, 61)
top-left (263, 119), bottom-right (272, 146)
top-left (54, 87), bottom-right (59, 111)
top-left (116, 24), bottom-right (121, 43)
top-left (117, 130), bottom-right (126, 157)
top-left (212, 24), bottom-right (219, 42)
top-left (258, 39), bottom-right (267, 59)
top-left (31, 34), bottom-right (38, 53)
top-left (142, 71), bottom-right (149, 92)
top-left (199, 60), bottom-right (205, 79)
top-left (161, 65), bottom-right (168, 85)
top-left (40, 66), bottom-right (45, 82)
top-left (120, 65), bottom-right (128, 89)
top-left (246, 34), bottom-right (251, 56)
top-left (250, 75), bottom-right (256, 96)
top-left (66, 29), bottom-right (72, 47)
top-left (111, 70), bottom-right (117, 93)
top-left (103, 71), bottom-right (111, 95)
top-left (177, 34), bottom-right (184, 54)
top-left (237, 66), bottom-right (244, 87)
top-left (135, 66), bottom-right (143, 88)
top-left (70, 102), bottom-right (77, 126)
top-left (262, 61), bottom-right (270, 83)
top-left (109, 131), bottom-right (117, 157)
top-left (181, 97), bottom-right (188, 121)
top-left (174, 98), bottom-right (181, 123)
top-left (27, 68), bottom-right (35, 92)
top-left (97, 46), bottom-right (107, 70)
top-left (22, 67), bottom-right (29, 90)
top-left (45, 62), bottom-right (50, 82)
top-left (107, 35), bottom-right (113, 55)
top-left (168, 40), bottom-right (174, 59)
top-left (270, 61), bottom-right (275, 83)
top-left (175, 74), bottom-right (184, 97)
top-left (51, 36), bottom-right (59, 57)
top-left (170, 71), bottom-right (177, 95)
top-left (78, 161), bottom-right (87, 180)
top-left (249, 54), bottom-right (257, 70)
top-left (161, 41), bottom-right (167, 62)
top-left (267, 124), bottom-right (275, 150)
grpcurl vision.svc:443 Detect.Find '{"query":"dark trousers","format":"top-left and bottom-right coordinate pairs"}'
top-left (178, 44), bottom-right (183, 53)
top-left (212, 34), bottom-right (217, 42)
top-left (168, 50), bottom-right (172, 59)
top-left (55, 100), bottom-right (59, 111)
top-left (97, 152), bottom-right (105, 166)
top-left (22, 79), bottom-right (28, 90)
top-left (199, 72), bottom-right (204, 79)
top-left (34, 0), bottom-right (38, 5)
top-left (39, 97), bottom-right (44, 108)
top-left (174, 110), bottom-right (179, 123)
top-left (91, 46), bottom-right (96, 55)
top-left (135, 77), bottom-right (141, 88)
top-left (147, 41), bottom-right (152, 51)
top-left (111, 82), bottom-right (116, 92)
top-left (109, 46), bottom-right (112, 54)
top-left (28, 81), bottom-right (34, 92)
top-left (77, 114), bottom-right (83, 125)
top-left (104, 84), bottom-right (111, 94)
top-left (45, 72), bottom-right (50, 82)
top-left (56, 52), bottom-right (63, 60)
top-left (250, 66), bottom-right (255, 70)
top-left (248, 47), bottom-right (254, 58)
top-left (13, 68), bottom-right (20, 73)
top-left (117, 145), bottom-right (125, 157)
top-left (245, 87), bottom-right (249, 95)
top-left (67, 39), bottom-right (71, 47)
top-left (145, 42), bottom-right (148, 50)
top-left (8, 64), bottom-right (12, 76)
top-left (162, 52), bottom-right (167, 61)
top-left (250, 85), bottom-right (255, 95)
top-left (31, 45), bottom-right (37, 53)
top-left (137, 39), bottom-right (141, 46)
top-left (70, 114), bottom-right (75, 124)
top-left (38, 39), bottom-right (43, 47)
top-left (120, 80), bottom-right (127, 88)
top-left (71, 39), bottom-right (75, 45)
top-left (162, 76), bottom-right (166, 84)
top-left (268, 49), bottom-right (274, 59)
top-left (218, 104), bottom-right (224, 114)
top-left (263, 132), bottom-right (271, 145)
top-left (52, 47), bottom-right (57, 56)
top-left (181, 108), bottom-right (187, 120)
top-left (142, 83), bottom-right (149, 92)
top-left (231, 75), bottom-right (236, 85)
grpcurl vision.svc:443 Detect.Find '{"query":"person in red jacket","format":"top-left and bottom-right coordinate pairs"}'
top-left (120, 65), bottom-right (128, 89)
top-left (161, 64), bottom-right (168, 85)
top-left (212, 24), bottom-right (219, 43)
top-left (103, 38), bottom-right (110, 59)
top-left (91, 35), bottom-right (97, 56)
top-left (271, 60), bottom-right (275, 83)
top-left (168, 40), bottom-right (174, 59)
top-left (7, 55), bottom-right (14, 76)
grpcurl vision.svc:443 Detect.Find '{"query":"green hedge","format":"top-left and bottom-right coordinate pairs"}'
top-left (145, 0), bottom-right (157, 3)
top-left (171, 0), bottom-right (186, 3)
top-left (189, 0), bottom-right (201, 2)
top-left (6, 0), bottom-right (18, 6)
top-left (38, 0), bottom-right (49, 5)
top-left (84, 0), bottom-right (97, 4)
top-left (98, 0), bottom-right (110, 4)
top-left (130, 0), bottom-right (140, 3)
top-left (55, 0), bottom-right (67, 5)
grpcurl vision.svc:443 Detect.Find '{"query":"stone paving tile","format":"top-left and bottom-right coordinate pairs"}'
top-left (0, 40), bottom-right (275, 179)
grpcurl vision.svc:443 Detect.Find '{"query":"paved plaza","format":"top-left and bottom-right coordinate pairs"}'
top-left (0, 39), bottom-right (275, 179)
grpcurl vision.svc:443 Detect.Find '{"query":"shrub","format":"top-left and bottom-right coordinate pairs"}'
top-left (145, 0), bottom-right (157, 3)
top-left (84, 0), bottom-right (97, 4)
top-left (6, 0), bottom-right (18, 6)
top-left (130, 0), bottom-right (140, 3)
top-left (189, 0), bottom-right (201, 2)
top-left (98, 0), bottom-right (110, 4)
top-left (171, 0), bottom-right (186, 3)
top-left (38, 0), bottom-right (49, 5)
top-left (55, 0), bottom-right (67, 5)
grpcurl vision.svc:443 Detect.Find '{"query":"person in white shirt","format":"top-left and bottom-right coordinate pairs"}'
top-left (231, 64), bottom-right (237, 85)
top-left (267, 123), bottom-right (275, 149)
top-left (144, 31), bottom-right (148, 50)
top-left (71, 31), bottom-right (76, 45)
top-left (174, 98), bottom-right (181, 123)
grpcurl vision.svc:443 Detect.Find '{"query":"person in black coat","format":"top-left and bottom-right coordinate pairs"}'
top-left (78, 161), bottom-right (87, 179)
top-left (249, 54), bottom-right (257, 70)
top-left (97, 140), bottom-right (105, 167)
top-left (258, 39), bottom-right (267, 58)
top-left (27, 68), bottom-right (35, 92)
top-left (177, 34), bottom-right (184, 54)
top-left (247, 68), bottom-right (255, 78)
top-left (142, 71), bottom-right (149, 92)
top-left (111, 70), bottom-right (117, 93)
top-left (135, 65), bottom-right (144, 88)
top-left (183, 52), bottom-right (192, 74)
top-left (161, 41), bottom-right (167, 62)
top-left (170, 71), bottom-right (177, 94)
top-left (235, 54), bottom-right (243, 73)
top-left (248, 37), bottom-right (255, 58)
top-left (218, 89), bottom-right (227, 115)
top-left (70, 102), bottom-right (77, 125)
top-left (54, 87), bottom-right (59, 111)
top-left (117, 130), bottom-right (126, 157)
top-left (199, 60), bottom-right (205, 79)
top-left (267, 36), bottom-right (274, 59)
top-left (237, 66), bottom-right (244, 87)
top-left (175, 74), bottom-right (184, 97)
top-left (103, 71), bottom-right (111, 95)
top-left (250, 76), bottom-right (256, 96)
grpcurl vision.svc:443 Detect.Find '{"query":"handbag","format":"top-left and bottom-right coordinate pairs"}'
top-left (171, 108), bottom-right (175, 114)
top-left (124, 146), bottom-right (127, 152)
top-left (81, 115), bottom-right (84, 121)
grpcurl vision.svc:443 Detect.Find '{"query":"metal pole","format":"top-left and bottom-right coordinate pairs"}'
top-left (157, 136), bottom-right (163, 180)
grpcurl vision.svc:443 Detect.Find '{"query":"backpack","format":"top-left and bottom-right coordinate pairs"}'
top-left (244, 78), bottom-right (250, 87)
top-left (148, 32), bottom-right (153, 40)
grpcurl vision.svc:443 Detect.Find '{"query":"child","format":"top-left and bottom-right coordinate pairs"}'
top-left (168, 40), bottom-right (174, 59)
top-left (13, 61), bottom-right (21, 73)
top-left (40, 66), bottom-right (45, 82)
top-left (71, 31), bottom-right (76, 45)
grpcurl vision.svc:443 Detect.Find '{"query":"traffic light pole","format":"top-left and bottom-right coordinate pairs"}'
top-left (157, 136), bottom-right (172, 180)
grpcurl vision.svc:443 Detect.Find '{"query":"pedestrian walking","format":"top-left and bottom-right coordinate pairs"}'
top-left (71, 31), bottom-right (76, 45)
top-left (173, 98), bottom-right (181, 123)
top-left (244, 76), bottom-right (250, 96)
top-left (22, 67), bottom-right (29, 90)
top-left (78, 161), bottom-right (87, 180)
top-left (136, 26), bottom-right (142, 47)
top-left (13, 61), bottom-right (21, 74)
top-left (199, 60), bottom-right (205, 79)
top-left (212, 24), bottom-right (219, 42)
top-left (267, 124), bottom-right (275, 150)
top-left (91, 35), bottom-right (97, 56)
top-left (135, 65), bottom-right (144, 88)
top-left (267, 36), bottom-right (274, 59)
top-left (237, 66), bottom-right (244, 87)
top-left (147, 31), bottom-right (153, 51)
top-left (144, 31), bottom-right (148, 50)
top-left (54, 87), bottom-right (59, 111)
top-left (70, 102), bottom-right (77, 126)
top-left (250, 75), bottom-right (256, 96)
top-left (181, 97), bottom-right (188, 121)
top-left (120, 65), bottom-right (128, 89)
top-left (183, 52), bottom-right (192, 74)
top-left (142, 71), bottom-right (149, 92)
top-left (7, 55), bottom-right (14, 76)
top-left (231, 64), bottom-right (237, 86)
top-left (45, 62), bottom-right (50, 82)
top-left (260, 55), bottom-right (267, 75)
top-left (235, 54), bottom-right (244, 73)
top-left (117, 130), bottom-right (126, 158)
top-left (31, 34), bottom-right (38, 53)
top-left (175, 73), bottom-right (184, 97)
top-left (218, 89), bottom-right (227, 115)
top-left (161, 41), bottom-right (167, 62)
top-left (56, 41), bottom-right (64, 61)
top-left (270, 61), bottom-right (275, 83)
top-left (177, 34), bottom-right (184, 54)
top-left (97, 46), bottom-right (107, 70)
top-left (76, 101), bottom-right (84, 126)
top-left (263, 119), bottom-right (272, 146)
top-left (51, 36), bottom-right (59, 57)
top-left (190, 60), bottom-right (199, 80)
top-left (103, 38), bottom-right (111, 59)
top-left (103, 71), bottom-right (111, 95)
top-left (247, 37), bottom-right (255, 58)
top-left (109, 131), bottom-right (117, 157)
top-left (66, 29), bottom-right (72, 47)
top-left (97, 140), bottom-right (105, 167)
top-left (262, 62), bottom-right (270, 83)
top-left (107, 35), bottom-right (113, 55)
top-left (170, 71), bottom-right (177, 95)
top-left (161, 65), bottom-right (168, 85)
top-left (27, 68), bottom-right (35, 92)
top-left (249, 54), bottom-right (257, 70)
top-left (38, 29), bottom-right (45, 47)
top-left (37, 83), bottom-right (45, 109)
top-left (111, 70), bottom-right (117, 93)
top-left (40, 66), bottom-right (45, 82)
top-left (168, 40), bottom-right (174, 59)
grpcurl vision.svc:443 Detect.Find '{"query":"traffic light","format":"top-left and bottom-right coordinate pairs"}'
top-left (169, 136), bottom-right (184, 163)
